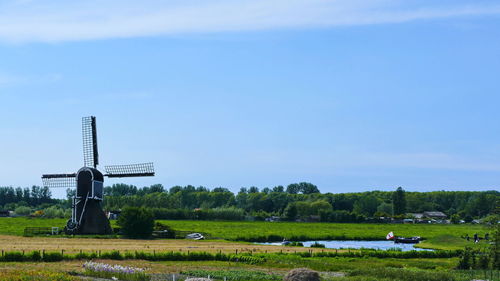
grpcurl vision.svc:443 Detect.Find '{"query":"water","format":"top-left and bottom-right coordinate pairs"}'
top-left (258, 240), bottom-right (433, 251)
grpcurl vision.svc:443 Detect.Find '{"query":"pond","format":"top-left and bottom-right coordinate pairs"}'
top-left (257, 240), bottom-right (433, 251)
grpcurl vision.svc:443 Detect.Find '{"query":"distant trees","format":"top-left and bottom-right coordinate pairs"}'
top-left (0, 186), bottom-right (53, 208)
top-left (353, 195), bottom-right (379, 217)
top-left (286, 182), bottom-right (319, 194)
top-left (377, 202), bottom-right (393, 216)
top-left (392, 187), bottom-right (406, 215)
top-left (1, 182), bottom-right (499, 223)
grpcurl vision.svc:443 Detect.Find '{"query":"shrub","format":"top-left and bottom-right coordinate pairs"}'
top-left (153, 222), bottom-right (176, 238)
top-left (100, 251), bottom-right (124, 260)
top-left (284, 268), bottom-right (320, 281)
top-left (42, 252), bottom-right (64, 262)
top-left (14, 206), bottom-right (31, 216)
top-left (310, 242), bottom-right (325, 248)
top-left (118, 207), bottom-right (155, 239)
top-left (42, 206), bottom-right (69, 218)
top-left (27, 251), bottom-right (41, 261)
top-left (3, 251), bottom-right (25, 262)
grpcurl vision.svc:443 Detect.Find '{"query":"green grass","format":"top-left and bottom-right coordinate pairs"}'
top-left (0, 218), bottom-right (489, 250)
top-left (0, 217), bottom-right (66, 236)
top-left (156, 220), bottom-right (488, 250)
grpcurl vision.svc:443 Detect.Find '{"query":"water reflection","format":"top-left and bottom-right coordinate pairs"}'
top-left (258, 240), bottom-right (433, 251)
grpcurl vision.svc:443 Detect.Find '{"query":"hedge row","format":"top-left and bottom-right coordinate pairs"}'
top-left (0, 250), bottom-right (264, 264)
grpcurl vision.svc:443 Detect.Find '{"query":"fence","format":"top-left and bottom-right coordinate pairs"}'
top-left (24, 227), bottom-right (60, 236)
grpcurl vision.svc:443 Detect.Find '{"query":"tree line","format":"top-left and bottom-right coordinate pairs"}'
top-left (101, 183), bottom-right (498, 222)
top-left (0, 186), bottom-right (54, 208)
top-left (1, 183), bottom-right (498, 222)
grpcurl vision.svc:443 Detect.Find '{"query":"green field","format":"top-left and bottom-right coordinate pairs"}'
top-left (158, 220), bottom-right (489, 250)
top-left (0, 217), bottom-right (489, 250)
top-left (0, 218), bottom-right (496, 280)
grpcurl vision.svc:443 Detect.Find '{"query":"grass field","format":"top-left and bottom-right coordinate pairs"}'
top-left (0, 217), bottom-right (489, 250)
top-left (0, 256), bottom-right (497, 281)
top-left (0, 218), bottom-right (496, 280)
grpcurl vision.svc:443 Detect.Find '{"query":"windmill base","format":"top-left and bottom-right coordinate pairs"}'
top-left (69, 201), bottom-right (113, 235)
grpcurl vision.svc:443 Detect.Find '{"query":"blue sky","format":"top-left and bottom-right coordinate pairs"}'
top-left (0, 0), bottom-right (499, 197)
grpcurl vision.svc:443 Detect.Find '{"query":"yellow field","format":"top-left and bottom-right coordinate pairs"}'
top-left (0, 235), bottom-right (333, 254)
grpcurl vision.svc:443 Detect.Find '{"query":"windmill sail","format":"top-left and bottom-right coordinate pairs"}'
top-left (104, 163), bottom-right (155, 177)
top-left (82, 116), bottom-right (99, 168)
top-left (42, 173), bottom-right (77, 188)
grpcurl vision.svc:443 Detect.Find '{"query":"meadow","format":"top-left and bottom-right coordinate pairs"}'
top-left (0, 216), bottom-right (496, 281)
top-left (0, 253), bottom-right (497, 281)
top-left (0, 217), bottom-right (489, 251)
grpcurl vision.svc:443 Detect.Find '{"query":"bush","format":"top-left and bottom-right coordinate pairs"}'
top-left (310, 242), bottom-right (325, 248)
top-left (42, 206), bottom-right (69, 218)
top-left (100, 251), bottom-right (124, 260)
top-left (153, 222), bottom-right (176, 238)
top-left (3, 251), bottom-right (25, 262)
top-left (42, 252), bottom-right (64, 262)
top-left (284, 268), bottom-right (320, 281)
top-left (14, 206), bottom-right (31, 216)
top-left (118, 207), bottom-right (155, 239)
top-left (27, 251), bottom-right (41, 261)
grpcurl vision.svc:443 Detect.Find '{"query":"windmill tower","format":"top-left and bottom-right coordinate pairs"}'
top-left (42, 116), bottom-right (155, 235)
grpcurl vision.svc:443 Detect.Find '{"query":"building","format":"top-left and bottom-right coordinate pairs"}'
top-left (423, 211), bottom-right (447, 219)
top-left (407, 213), bottom-right (424, 219)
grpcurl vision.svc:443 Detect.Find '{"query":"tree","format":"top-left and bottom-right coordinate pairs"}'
top-left (149, 184), bottom-right (165, 193)
top-left (212, 187), bottom-right (230, 193)
top-left (392, 187), bottom-right (406, 215)
top-left (169, 186), bottom-right (183, 194)
top-left (310, 200), bottom-right (333, 215)
top-left (272, 185), bottom-right (284, 193)
top-left (451, 214), bottom-right (460, 224)
top-left (248, 186), bottom-right (259, 193)
top-left (299, 182), bottom-right (320, 194)
top-left (377, 202), bottom-right (393, 216)
top-left (353, 195), bottom-right (379, 217)
top-left (284, 203), bottom-right (298, 221)
top-left (286, 184), bottom-right (300, 194)
top-left (117, 207), bottom-right (155, 239)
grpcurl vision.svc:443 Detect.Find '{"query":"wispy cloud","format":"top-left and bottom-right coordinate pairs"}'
top-left (0, 0), bottom-right (499, 43)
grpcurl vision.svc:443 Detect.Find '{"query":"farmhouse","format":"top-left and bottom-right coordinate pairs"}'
top-left (407, 213), bottom-right (424, 219)
top-left (423, 211), bottom-right (447, 219)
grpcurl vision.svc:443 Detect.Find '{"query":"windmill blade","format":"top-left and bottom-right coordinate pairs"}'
top-left (104, 162), bottom-right (155, 178)
top-left (82, 116), bottom-right (99, 168)
top-left (42, 173), bottom-right (77, 188)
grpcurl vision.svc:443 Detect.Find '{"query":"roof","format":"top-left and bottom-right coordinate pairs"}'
top-left (423, 211), bottom-right (447, 218)
top-left (408, 213), bottom-right (424, 219)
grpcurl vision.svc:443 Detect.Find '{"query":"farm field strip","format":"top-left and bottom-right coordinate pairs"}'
top-left (0, 235), bottom-right (335, 254)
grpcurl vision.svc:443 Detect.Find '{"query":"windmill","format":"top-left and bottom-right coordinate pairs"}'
top-left (42, 116), bottom-right (155, 235)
